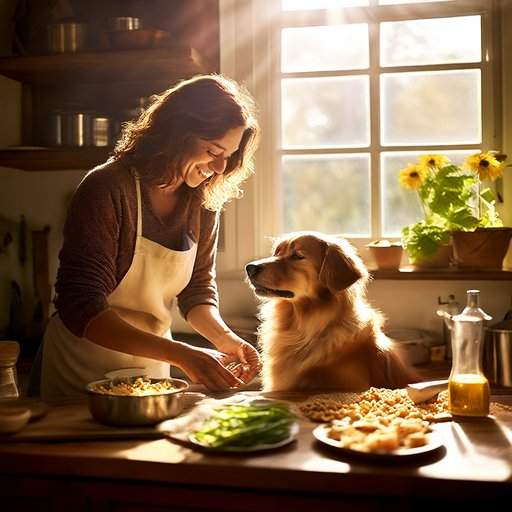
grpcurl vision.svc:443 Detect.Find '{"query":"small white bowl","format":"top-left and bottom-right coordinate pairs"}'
top-left (0, 406), bottom-right (31, 434)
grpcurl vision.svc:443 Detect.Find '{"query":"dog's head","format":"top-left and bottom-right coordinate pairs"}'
top-left (245, 231), bottom-right (368, 301)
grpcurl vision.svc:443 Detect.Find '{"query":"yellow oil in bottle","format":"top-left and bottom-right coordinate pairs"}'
top-left (448, 373), bottom-right (490, 417)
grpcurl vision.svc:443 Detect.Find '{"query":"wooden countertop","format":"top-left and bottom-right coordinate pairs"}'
top-left (1, 390), bottom-right (512, 510)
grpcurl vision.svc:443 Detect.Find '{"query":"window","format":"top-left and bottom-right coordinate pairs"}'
top-left (218, 0), bottom-right (500, 271)
top-left (278, 0), bottom-right (496, 242)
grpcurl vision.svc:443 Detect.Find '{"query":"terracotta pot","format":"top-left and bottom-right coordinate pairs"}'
top-left (452, 227), bottom-right (512, 269)
top-left (409, 244), bottom-right (452, 269)
top-left (367, 244), bottom-right (403, 270)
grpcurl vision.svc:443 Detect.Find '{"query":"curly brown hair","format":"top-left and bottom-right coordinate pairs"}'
top-left (112, 74), bottom-right (260, 211)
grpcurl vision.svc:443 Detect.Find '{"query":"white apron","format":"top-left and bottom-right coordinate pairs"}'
top-left (41, 174), bottom-right (197, 401)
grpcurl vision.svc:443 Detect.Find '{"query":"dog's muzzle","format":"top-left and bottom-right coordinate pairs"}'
top-left (245, 263), bottom-right (294, 299)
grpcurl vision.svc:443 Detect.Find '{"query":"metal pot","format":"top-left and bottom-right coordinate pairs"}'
top-left (91, 116), bottom-right (111, 147)
top-left (109, 17), bottom-right (143, 31)
top-left (49, 111), bottom-right (93, 147)
top-left (86, 376), bottom-right (189, 426)
top-left (385, 328), bottom-right (437, 366)
top-left (484, 317), bottom-right (512, 387)
top-left (48, 22), bottom-right (87, 53)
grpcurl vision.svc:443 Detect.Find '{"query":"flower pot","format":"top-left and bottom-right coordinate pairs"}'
top-left (452, 227), bottom-right (512, 269)
top-left (409, 244), bottom-right (452, 269)
top-left (367, 242), bottom-right (403, 270)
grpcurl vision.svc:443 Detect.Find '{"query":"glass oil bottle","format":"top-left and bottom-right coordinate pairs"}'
top-left (448, 312), bottom-right (490, 417)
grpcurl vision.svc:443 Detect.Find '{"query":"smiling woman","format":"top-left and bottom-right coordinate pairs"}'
top-left (39, 74), bottom-right (262, 401)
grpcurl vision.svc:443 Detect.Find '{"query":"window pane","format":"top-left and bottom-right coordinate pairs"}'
top-left (381, 16), bottom-right (481, 67)
top-left (282, 0), bottom-right (368, 10)
top-left (282, 76), bottom-right (370, 148)
top-left (381, 70), bottom-right (481, 146)
top-left (381, 150), bottom-right (478, 236)
top-left (282, 154), bottom-right (370, 236)
top-left (282, 24), bottom-right (369, 72)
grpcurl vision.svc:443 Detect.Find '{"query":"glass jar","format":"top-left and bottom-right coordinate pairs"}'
top-left (0, 341), bottom-right (20, 399)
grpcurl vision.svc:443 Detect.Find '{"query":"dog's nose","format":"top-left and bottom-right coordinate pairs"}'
top-left (245, 263), bottom-right (261, 279)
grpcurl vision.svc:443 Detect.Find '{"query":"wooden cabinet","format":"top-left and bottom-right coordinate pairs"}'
top-left (0, 0), bottom-right (218, 171)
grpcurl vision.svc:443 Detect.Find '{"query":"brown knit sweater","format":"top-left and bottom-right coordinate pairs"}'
top-left (54, 159), bottom-right (220, 337)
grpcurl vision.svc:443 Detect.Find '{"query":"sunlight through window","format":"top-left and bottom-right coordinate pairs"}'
top-left (277, 1), bottom-right (492, 238)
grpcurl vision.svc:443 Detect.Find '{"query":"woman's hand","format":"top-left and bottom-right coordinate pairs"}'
top-left (184, 305), bottom-right (261, 385)
top-left (214, 333), bottom-right (261, 384)
top-left (172, 342), bottom-right (243, 391)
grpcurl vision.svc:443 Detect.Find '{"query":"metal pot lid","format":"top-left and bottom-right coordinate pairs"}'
top-left (488, 317), bottom-right (512, 332)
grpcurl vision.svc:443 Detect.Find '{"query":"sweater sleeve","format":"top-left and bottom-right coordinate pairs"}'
top-left (54, 169), bottom-right (124, 337)
top-left (177, 208), bottom-right (220, 318)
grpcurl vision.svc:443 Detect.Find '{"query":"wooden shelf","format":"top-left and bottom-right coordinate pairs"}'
top-left (369, 266), bottom-right (512, 280)
top-left (0, 147), bottom-right (112, 171)
top-left (0, 46), bottom-right (205, 85)
top-left (0, 46), bottom-right (207, 171)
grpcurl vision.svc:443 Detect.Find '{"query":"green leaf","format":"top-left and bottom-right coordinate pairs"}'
top-left (401, 221), bottom-right (450, 261)
top-left (445, 208), bottom-right (479, 230)
top-left (479, 187), bottom-right (495, 203)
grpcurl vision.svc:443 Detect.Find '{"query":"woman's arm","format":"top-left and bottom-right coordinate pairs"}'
top-left (85, 309), bottom-right (242, 390)
top-left (186, 304), bottom-right (261, 384)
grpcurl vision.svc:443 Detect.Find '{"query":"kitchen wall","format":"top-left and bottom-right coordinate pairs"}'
top-left (0, 75), bottom-right (87, 333)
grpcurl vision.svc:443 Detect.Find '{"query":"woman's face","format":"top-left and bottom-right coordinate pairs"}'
top-left (180, 126), bottom-right (246, 188)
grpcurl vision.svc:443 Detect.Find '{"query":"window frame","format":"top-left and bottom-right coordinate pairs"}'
top-left (217, 0), bottom-right (501, 274)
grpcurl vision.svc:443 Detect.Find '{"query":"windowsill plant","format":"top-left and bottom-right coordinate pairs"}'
top-left (399, 151), bottom-right (510, 267)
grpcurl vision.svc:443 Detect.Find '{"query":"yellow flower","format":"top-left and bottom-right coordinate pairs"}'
top-left (419, 154), bottom-right (449, 170)
top-left (464, 151), bottom-right (504, 181)
top-left (399, 164), bottom-right (427, 190)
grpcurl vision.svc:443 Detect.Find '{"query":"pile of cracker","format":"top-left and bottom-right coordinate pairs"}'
top-left (300, 387), bottom-right (449, 453)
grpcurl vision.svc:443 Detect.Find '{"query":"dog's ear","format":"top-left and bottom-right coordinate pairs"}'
top-left (319, 243), bottom-right (363, 293)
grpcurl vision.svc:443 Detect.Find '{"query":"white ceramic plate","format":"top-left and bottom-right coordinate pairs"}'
top-left (312, 423), bottom-right (443, 458)
top-left (188, 422), bottom-right (299, 452)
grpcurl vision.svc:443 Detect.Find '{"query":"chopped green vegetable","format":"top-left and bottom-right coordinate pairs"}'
top-left (193, 401), bottom-right (296, 448)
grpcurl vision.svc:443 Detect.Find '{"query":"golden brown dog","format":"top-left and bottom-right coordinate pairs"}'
top-left (245, 231), bottom-right (418, 392)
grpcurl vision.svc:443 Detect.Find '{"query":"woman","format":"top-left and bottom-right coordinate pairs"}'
top-left (41, 74), bottom-right (261, 400)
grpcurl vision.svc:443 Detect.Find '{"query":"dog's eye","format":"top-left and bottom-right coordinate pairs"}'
top-left (290, 252), bottom-right (305, 260)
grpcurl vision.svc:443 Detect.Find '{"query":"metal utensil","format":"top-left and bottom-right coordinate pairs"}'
top-left (86, 376), bottom-right (189, 426)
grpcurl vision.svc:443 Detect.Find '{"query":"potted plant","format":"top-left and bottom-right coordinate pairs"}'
top-left (399, 154), bottom-right (475, 267)
top-left (451, 151), bottom-right (512, 268)
top-left (399, 151), bottom-right (511, 269)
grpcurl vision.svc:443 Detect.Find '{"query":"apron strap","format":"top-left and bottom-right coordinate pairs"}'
top-left (134, 174), bottom-right (143, 238)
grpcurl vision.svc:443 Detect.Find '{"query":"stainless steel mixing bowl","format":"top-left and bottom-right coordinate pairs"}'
top-left (86, 377), bottom-right (189, 426)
